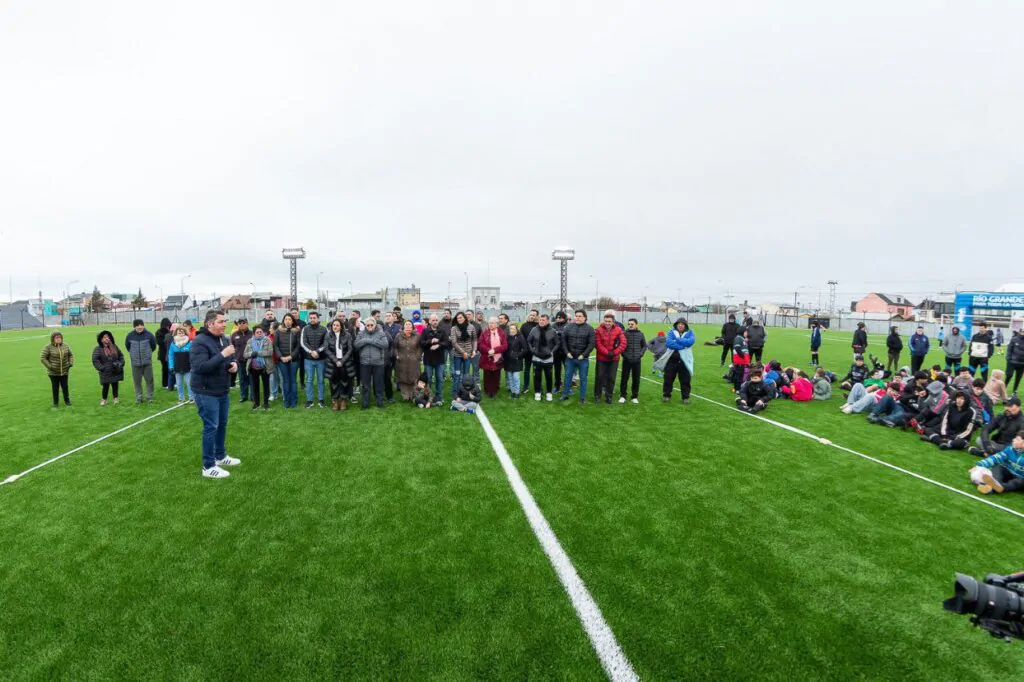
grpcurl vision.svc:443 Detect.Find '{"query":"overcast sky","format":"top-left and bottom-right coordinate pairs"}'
top-left (1, 2), bottom-right (1021, 308)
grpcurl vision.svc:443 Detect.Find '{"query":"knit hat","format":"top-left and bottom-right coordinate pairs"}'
top-left (855, 354), bottom-right (865, 361)
top-left (926, 381), bottom-right (945, 396)
top-left (1006, 396), bottom-right (1022, 407)
top-left (417, 372), bottom-right (428, 384)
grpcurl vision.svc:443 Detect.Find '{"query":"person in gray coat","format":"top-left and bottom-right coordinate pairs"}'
top-left (354, 317), bottom-right (390, 409)
top-left (941, 325), bottom-right (968, 372)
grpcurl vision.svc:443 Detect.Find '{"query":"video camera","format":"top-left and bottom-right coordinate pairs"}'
top-left (944, 572), bottom-right (1024, 642)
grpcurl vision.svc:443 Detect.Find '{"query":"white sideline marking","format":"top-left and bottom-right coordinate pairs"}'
top-left (0, 402), bottom-right (189, 487)
top-left (640, 376), bottom-right (1024, 522)
top-left (0, 334), bottom-right (51, 343)
top-left (475, 407), bottom-right (638, 682)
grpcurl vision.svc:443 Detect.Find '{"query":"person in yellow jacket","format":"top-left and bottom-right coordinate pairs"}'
top-left (41, 331), bottom-right (74, 407)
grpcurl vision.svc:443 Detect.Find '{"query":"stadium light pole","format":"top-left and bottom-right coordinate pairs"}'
top-left (552, 248), bottom-right (575, 312)
top-left (316, 271), bottom-right (324, 304)
top-left (282, 247), bottom-right (306, 309)
top-left (180, 274), bottom-right (191, 297)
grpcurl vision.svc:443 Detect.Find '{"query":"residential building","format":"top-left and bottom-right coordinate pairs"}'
top-left (397, 286), bottom-right (421, 308)
top-left (471, 286), bottom-right (501, 310)
top-left (853, 293), bottom-right (915, 318)
top-left (336, 293), bottom-right (384, 311)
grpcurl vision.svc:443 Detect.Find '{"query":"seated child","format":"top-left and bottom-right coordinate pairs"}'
top-left (951, 366), bottom-right (974, 394)
top-left (451, 374), bottom-right (482, 414)
top-left (930, 364), bottom-right (943, 381)
top-left (812, 368), bottom-right (833, 400)
top-left (413, 373), bottom-right (433, 408)
top-left (985, 369), bottom-right (1009, 405)
top-left (909, 381), bottom-right (950, 433)
top-left (921, 391), bottom-right (977, 449)
top-left (839, 355), bottom-right (870, 391)
top-left (736, 368), bottom-right (772, 413)
top-left (781, 370), bottom-right (813, 402)
top-left (867, 382), bottom-right (907, 427)
top-left (970, 431), bottom-right (1024, 494)
top-left (969, 378), bottom-right (993, 426)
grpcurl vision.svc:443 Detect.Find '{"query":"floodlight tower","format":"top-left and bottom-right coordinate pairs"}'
top-left (282, 248), bottom-right (306, 308)
top-left (552, 247), bottom-right (575, 312)
top-left (828, 280), bottom-right (838, 317)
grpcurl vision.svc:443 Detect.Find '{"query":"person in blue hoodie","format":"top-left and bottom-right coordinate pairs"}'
top-left (908, 326), bottom-right (930, 375)
top-left (810, 321), bottom-right (822, 366)
top-left (970, 431), bottom-right (1024, 494)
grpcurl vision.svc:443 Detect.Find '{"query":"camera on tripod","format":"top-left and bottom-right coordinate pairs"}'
top-left (944, 571), bottom-right (1024, 642)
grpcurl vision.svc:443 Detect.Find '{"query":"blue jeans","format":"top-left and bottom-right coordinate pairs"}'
top-left (280, 360), bottom-right (299, 407)
top-left (871, 394), bottom-right (906, 424)
top-left (175, 371), bottom-right (192, 401)
top-left (424, 363), bottom-right (444, 401)
top-left (451, 355), bottom-right (472, 398)
top-left (236, 362), bottom-right (250, 401)
top-left (269, 365), bottom-right (279, 399)
top-left (305, 358), bottom-right (325, 401)
top-left (470, 353), bottom-right (480, 380)
top-left (194, 392), bottom-right (229, 469)
top-left (562, 357), bottom-right (589, 400)
top-left (507, 370), bottom-right (521, 396)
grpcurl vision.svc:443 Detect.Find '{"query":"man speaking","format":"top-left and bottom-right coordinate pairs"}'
top-left (190, 310), bottom-right (242, 479)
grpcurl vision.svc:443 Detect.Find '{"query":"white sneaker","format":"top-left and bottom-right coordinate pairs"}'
top-left (631, 398), bottom-right (639, 404)
top-left (535, 392), bottom-right (541, 401)
top-left (546, 393), bottom-right (553, 402)
top-left (216, 455), bottom-right (241, 467)
top-left (618, 397), bottom-right (626, 404)
top-left (202, 466), bottom-right (230, 479)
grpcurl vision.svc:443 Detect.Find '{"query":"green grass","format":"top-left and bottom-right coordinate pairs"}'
top-left (2, 323), bottom-right (1023, 680)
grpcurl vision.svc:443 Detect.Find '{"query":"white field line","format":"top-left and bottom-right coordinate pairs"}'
top-left (475, 407), bottom-right (638, 682)
top-left (0, 334), bottom-right (51, 343)
top-left (1, 402), bottom-right (189, 486)
top-left (640, 376), bottom-right (1024, 522)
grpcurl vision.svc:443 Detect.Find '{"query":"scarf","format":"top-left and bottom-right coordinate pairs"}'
top-left (250, 337), bottom-right (266, 370)
top-left (174, 335), bottom-right (189, 348)
top-left (457, 321), bottom-right (470, 342)
top-left (334, 329), bottom-right (346, 360)
top-left (536, 326), bottom-right (551, 352)
top-left (102, 339), bottom-right (117, 358)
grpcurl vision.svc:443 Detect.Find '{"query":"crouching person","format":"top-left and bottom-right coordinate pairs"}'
top-left (451, 374), bottom-right (482, 414)
top-left (970, 431), bottom-right (1024, 494)
top-left (736, 368), bottom-right (771, 413)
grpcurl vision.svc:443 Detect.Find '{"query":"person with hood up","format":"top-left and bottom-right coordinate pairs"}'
top-left (720, 314), bottom-right (741, 367)
top-left (655, 318), bottom-right (696, 404)
top-left (812, 368), bottom-right (832, 400)
top-left (810, 321), bottom-right (822, 366)
top-left (40, 331), bottom-right (74, 407)
top-left (410, 309), bottom-right (426, 335)
top-left (503, 323), bottom-right (526, 399)
top-left (125, 319), bottom-right (157, 404)
top-left (167, 325), bottom-right (193, 403)
top-left (969, 321), bottom-right (995, 382)
top-left (528, 314), bottom-right (559, 401)
top-left (648, 331), bottom-right (668, 364)
top-left (324, 317), bottom-right (356, 411)
top-left (594, 311), bottom-right (627, 404)
top-left (155, 318), bottom-right (173, 391)
top-left (451, 374), bottom-right (482, 414)
top-left (920, 391), bottom-right (977, 448)
top-left (852, 322), bottom-right (868, 358)
top-left (971, 432), bottom-right (1024, 494)
top-left (746, 318), bottom-right (767, 363)
top-left (940, 325), bottom-right (967, 373)
top-left (985, 368), bottom-right (1009, 405)
top-left (354, 317), bottom-right (391, 409)
top-left (885, 326), bottom-right (903, 373)
top-left (969, 396), bottom-right (1024, 456)
top-left (92, 330), bottom-right (125, 406)
top-left (478, 316), bottom-right (508, 399)
top-left (619, 318), bottom-right (647, 404)
top-left (909, 381), bottom-right (950, 433)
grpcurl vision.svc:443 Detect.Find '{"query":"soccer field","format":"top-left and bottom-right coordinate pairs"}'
top-left (2, 323), bottom-right (1023, 680)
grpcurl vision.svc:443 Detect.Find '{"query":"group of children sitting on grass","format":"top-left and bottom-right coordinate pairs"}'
top-left (722, 332), bottom-right (1024, 497)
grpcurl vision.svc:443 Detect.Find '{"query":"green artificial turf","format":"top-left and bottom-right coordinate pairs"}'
top-left (2, 322), bottom-right (1023, 680)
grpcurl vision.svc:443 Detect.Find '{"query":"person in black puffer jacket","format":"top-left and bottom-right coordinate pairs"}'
top-left (189, 310), bottom-right (241, 478)
top-left (92, 330), bottom-right (125, 405)
top-left (885, 326), bottom-right (903, 373)
top-left (619, 318), bottom-right (647, 403)
top-left (852, 322), bottom-right (868, 359)
top-left (746, 319), bottom-right (767, 363)
top-left (503, 323), bottom-right (527, 398)
top-left (155, 318), bottom-right (173, 390)
top-left (720, 314), bottom-right (741, 367)
top-left (1007, 331), bottom-right (1024, 394)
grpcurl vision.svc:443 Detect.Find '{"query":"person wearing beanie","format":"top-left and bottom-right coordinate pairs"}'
top-left (839, 355), bottom-right (870, 391)
top-left (451, 374), bottom-right (482, 413)
top-left (647, 330), bottom-right (668, 363)
top-left (940, 325), bottom-right (967, 373)
top-left (852, 322), bottom-right (868, 359)
top-left (729, 330), bottom-right (752, 393)
top-left (969, 396), bottom-right (1024, 456)
top-left (810, 320), bottom-right (823, 366)
top-left (720, 313), bottom-right (741, 367)
top-left (619, 318), bottom-right (647, 404)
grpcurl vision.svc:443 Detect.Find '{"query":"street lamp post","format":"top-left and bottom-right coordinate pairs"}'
top-left (463, 272), bottom-right (469, 310)
top-left (249, 281), bottom-right (257, 319)
top-left (551, 248), bottom-right (575, 312)
top-left (154, 285), bottom-right (164, 311)
top-left (316, 271), bottom-right (325, 304)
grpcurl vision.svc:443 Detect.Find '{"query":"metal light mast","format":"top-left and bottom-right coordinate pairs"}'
top-left (828, 280), bottom-right (838, 317)
top-left (282, 248), bottom-right (307, 308)
top-left (552, 247), bottom-right (575, 312)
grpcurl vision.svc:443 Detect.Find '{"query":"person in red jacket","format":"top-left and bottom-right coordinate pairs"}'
top-left (594, 311), bottom-right (627, 404)
top-left (781, 371), bottom-right (814, 401)
top-left (477, 316), bottom-right (508, 398)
